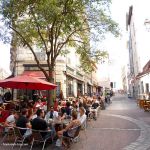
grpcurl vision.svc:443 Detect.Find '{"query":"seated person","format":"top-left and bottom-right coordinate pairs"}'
top-left (98, 96), bottom-right (105, 110)
top-left (77, 107), bottom-right (86, 125)
top-left (0, 109), bottom-right (10, 123)
top-left (91, 99), bottom-right (100, 120)
top-left (91, 99), bottom-right (99, 109)
top-left (61, 99), bottom-right (66, 107)
top-left (32, 109), bottom-right (52, 138)
top-left (16, 108), bottom-right (32, 137)
top-left (72, 100), bottom-right (78, 110)
top-left (33, 99), bottom-right (43, 109)
top-left (3, 90), bottom-right (12, 102)
top-left (57, 111), bottom-right (81, 147)
top-left (31, 107), bottom-right (38, 120)
top-left (45, 106), bottom-right (59, 121)
top-left (54, 99), bottom-right (59, 111)
top-left (4, 110), bottom-right (19, 127)
top-left (83, 99), bottom-right (90, 117)
top-left (62, 102), bottom-right (72, 118)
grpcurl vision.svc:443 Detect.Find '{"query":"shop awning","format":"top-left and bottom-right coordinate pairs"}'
top-left (22, 71), bottom-right (46, 78)
top-left (136, 60), bottom-right (150, 79)
top-left (87, 81), bottom-right (93, 86)
top-left (65, 71), bottom-right (84, 82)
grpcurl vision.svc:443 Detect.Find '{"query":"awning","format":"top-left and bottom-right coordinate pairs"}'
top-left (136, 60), bottom-right (150, 79)
top-left (22, 71), bottom-right (46, 78)
top-left (87, 81), bottom-right (93, 86)
top-left (65, 71), bottom-right (84, 82)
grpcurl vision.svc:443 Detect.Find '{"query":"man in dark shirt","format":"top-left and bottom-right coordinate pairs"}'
top-left (32, 109), bottom-right (52, 138)
top-left (92, 98), bottom-right (99, 109)
top-left (16, 108), bottom-right (31, 136)
top-left (3, 90), bottom-right (12, 102)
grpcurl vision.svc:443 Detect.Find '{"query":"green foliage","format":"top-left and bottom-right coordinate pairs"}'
top-left (0, 0), bottom-right (119, 74)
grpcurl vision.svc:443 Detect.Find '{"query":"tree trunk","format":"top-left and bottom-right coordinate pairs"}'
top-left (46, 70), bottom-right (55, 111)
top-left (47, 90), bottom-right (51, 111)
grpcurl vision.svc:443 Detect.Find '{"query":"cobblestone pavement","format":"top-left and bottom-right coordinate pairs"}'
top-left (1, 94), bottom-right (150, 150)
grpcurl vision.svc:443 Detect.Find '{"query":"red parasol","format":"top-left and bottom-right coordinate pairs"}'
top-left (0, 75), bottom-right (57, 90)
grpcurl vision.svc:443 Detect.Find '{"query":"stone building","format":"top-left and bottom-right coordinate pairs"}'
top-left (126, 4), bottom-right (150, 98)
top-left (10, 44), bottom-right (98, 99)
top-left (126, 6), bottom-right (140, 98)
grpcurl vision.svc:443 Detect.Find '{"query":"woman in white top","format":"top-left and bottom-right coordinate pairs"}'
top-left (57, 111), bottom-right (81, 147)
top-left (4, 111), bottom-right (19, 127)
top-left (78, 107), bottom-right (87, 124)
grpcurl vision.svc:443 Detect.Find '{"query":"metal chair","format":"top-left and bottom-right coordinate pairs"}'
top-left (30, 129), bottom-right (53, 150)
top-left (0, 123), bottom-right (14, 144)
top-left (96, 106), bottom-right (101, 117)
top-left (62, 125), bottom-right (82, 147)
top-left (12, 127), bottom-right (31, 150)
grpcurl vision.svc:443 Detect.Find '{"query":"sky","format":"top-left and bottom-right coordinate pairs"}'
top-left (0, 2), bottom-right (131, 63)
top-left (103, 0), bottom-right (150, 89)
top-left (97, 0), bottom-right (133, 89)
top-left (0, 42), bottom-right (10, 74)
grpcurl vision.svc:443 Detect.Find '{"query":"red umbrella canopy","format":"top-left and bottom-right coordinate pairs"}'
top-left (0, 75), bottom-right (57, 90)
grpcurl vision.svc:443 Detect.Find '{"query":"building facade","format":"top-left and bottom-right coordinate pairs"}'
top-left (126, 4), bottom-right (150, 99)
top-left (10, 45), bottom-right (98, 99)
top-left (126, 6), bottom-right (140, 98)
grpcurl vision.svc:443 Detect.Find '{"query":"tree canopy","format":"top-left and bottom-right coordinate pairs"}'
top-left (0, 0), bottom-right (119, 78)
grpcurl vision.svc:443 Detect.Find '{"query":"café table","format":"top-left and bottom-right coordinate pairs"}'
top-left (47, 118), bottom-right (70, 126)
top-left (47, 118), bottom-right (71, 132)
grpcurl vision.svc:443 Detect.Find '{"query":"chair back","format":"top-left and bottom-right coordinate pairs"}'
top-left (68, 125), bottom-right (81, 138)
top-left (73, 126), bottom-right (81, 138)
top-left (32, 129), bottom-right (44, 141)
top-left (14, 127), bottom-right (24, 139)
top-left (81, 119), bottom-right (87, 130)
top-left (0, 122), bottom-right (5, 133)
top-left (0, 110), bottom-right (10, 123)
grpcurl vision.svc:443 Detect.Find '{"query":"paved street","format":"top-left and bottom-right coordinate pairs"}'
top-left (71, 94), bottom-right (150, 150)
top-left (1, 94), bottom-right (150, 150)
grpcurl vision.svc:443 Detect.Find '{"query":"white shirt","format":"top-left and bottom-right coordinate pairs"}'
top-left (6, 114), bottom-right (15, 125)
top-left (32, 114), bottom-right (37, 120)
top-left (45, 111), bottom-right (58, 121)
top-left (78, 113), bottom-right (87, 124)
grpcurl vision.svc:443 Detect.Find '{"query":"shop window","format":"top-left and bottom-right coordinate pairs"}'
top-left (66, 77), bottom-right (74, 97)
top-left (56, 82), bottom-right (61, 97)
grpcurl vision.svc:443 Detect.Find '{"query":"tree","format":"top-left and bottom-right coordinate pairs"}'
top-left (0, 0), bottom-right (119, 109)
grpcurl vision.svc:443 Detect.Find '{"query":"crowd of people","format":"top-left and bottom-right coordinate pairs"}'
top-left (0, 91), bottom-right (114, 148)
